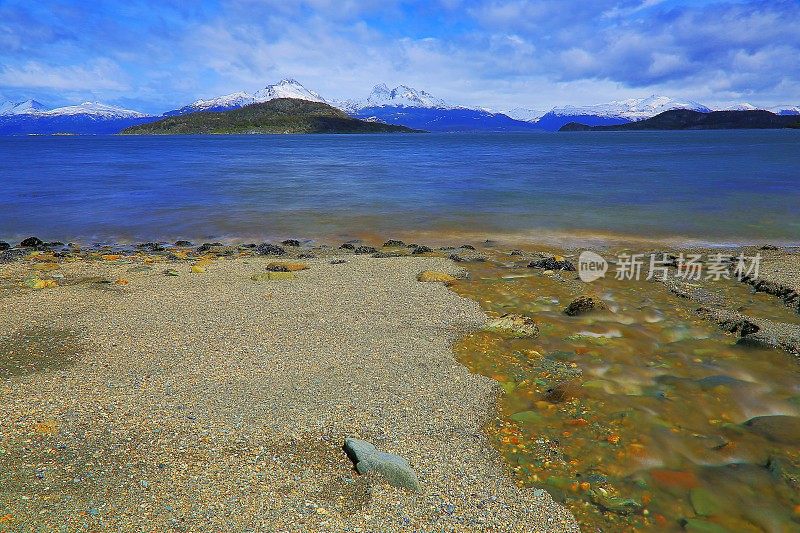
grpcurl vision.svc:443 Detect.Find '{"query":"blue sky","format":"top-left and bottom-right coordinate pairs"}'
top-left (1, 0), bottom-right (798, 113)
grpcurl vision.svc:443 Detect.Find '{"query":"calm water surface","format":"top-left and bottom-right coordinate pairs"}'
top-left (1, 131), bottom-right (799, 244)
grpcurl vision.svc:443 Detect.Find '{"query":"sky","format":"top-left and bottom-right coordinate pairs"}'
top-left (1, 0), bottom-right (798, 114)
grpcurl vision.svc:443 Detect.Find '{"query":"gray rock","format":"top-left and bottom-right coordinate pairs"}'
top-left (344, 438), bottom-right (420, 492)
top-left (449, 251), bottom-right (487, 263)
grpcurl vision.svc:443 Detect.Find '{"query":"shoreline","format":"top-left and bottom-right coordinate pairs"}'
top-left (0, 244), bottom-right (579, 530)
top-left (2, 235), bottom-right (800, 530)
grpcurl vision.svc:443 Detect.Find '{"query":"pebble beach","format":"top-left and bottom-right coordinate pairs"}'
top-left (2, 238), bottom-right (800, 531)
top-left (0, 243), bottom-right (578, 531)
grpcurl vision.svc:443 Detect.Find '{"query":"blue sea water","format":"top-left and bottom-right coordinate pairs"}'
top-left (1, 131), bottom-right (799, 245)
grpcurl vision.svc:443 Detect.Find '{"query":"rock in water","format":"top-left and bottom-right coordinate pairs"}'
top-left (564, 295), bottom-right (607, 316)
top-left (528, 256), bottom-right (576, 271)
top-left (343, 438), bottom-right (420, 492)
top-left (743, 415), bottom-right (800, 445)
top-left (20, 236), bottom-right (44, 247)
top-left (281, 239), bottom-right (300, 247)
top-left (417, 271), bottom-right (456, 284)
top-left (485, 313), bottom-right (539, 338)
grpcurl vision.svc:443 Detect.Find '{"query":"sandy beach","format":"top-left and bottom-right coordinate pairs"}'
top-left (0, 248), bottom-right (578, 531)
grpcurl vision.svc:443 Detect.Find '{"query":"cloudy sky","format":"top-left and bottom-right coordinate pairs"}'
top-left (1, 0), bottom-right (798, 113)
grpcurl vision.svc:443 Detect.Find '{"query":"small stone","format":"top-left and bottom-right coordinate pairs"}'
top-left (190, 265), bottom-right (206, 273)
top-left (344, 438), bottom-right (420, 492)
top-left (564, 295), bottom-right (607, 316)
top-left (417, 271), bottom-right (456, 284)
top-left (330, 259), bottom-right (347, 264)
top-left (383, 239), bottom-right (405, 247)
top-left (354, 246), bottom-right (377, 254)
top-left (411, 245), bottom-right (432, 254)
top-left (164, 269), bottom-right (180, 276)
top-left (281, 239), bottom-right (301, 247)
top-left (485, 313), bottom-right (539, 338)
top-left (339, 242), bottom-right (357, 250)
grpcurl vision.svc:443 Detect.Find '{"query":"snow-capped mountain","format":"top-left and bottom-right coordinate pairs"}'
top-left (0, 99), bottom-right (49, 115)
top-left (335, 84), bottom-right (541, 132)
top-left (166, 79), bottom-right (326, 116)
top-left (713, 102), bottom-right (759, 111)
top-left (0, 100), bottom-right (155, 135)
top-left (504, 108), bottom-right (548, 122)
top-left (770, 105), bottom-right (800, 116)
top-left (253, 78), bottom-right (325, 103)
top-left (335, 84), bottom-right (451, 113)
top-left (535, 95), bottom-right (711, 131)
top-left (42, 102), bottom-right (151, 119)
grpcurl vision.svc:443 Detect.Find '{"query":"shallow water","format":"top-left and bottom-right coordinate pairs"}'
top-left (450, 252), bottom-right (800, 531)
top-left (2, 132), bottom-right (800, 245)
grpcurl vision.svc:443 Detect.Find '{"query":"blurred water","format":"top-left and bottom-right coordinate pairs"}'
top-left (1, 131), bottom-right (798, 244)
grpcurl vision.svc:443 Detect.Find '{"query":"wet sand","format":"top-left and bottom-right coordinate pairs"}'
top-left (0, 251), bottom-right (578, 531)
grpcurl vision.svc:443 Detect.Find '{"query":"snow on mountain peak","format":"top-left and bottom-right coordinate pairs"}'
top-left (253, 79), bottom-right (326, 103)
top-left (40, 101), bottom-right (152, 119)
top-left (548, 95), bottom-right (710, 121)
top-left (713, 102), bottom-right (759, 111)
top-left (187, 91), bottom-right (256, 112)
top-left (0, 99), bottom-right (49, 115)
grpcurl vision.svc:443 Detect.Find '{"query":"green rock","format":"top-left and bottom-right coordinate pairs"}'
top-left (485, 313), bottom-right (539, 338)
top-left (589, 491), bottom-right (642, 515)
top-left (510, 411), bottom-right (543, 424)
top-left (690, 488), bottom-right (720, 516)
top-left (344, 438), bottom-right (419, 492)
top-left (164, 269), bottom-right (180, 276)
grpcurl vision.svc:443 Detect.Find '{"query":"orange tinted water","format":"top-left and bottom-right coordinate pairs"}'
top-left (450, 253), bottom-right (800, 532)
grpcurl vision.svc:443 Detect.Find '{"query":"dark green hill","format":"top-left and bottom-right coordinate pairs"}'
top-left (560, 109), bottom-right (800, 131)
top-left (121, 98), bottom-right (423, 134)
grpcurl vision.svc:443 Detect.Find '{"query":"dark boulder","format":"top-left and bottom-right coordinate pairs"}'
top-left (174, 240), bottom-right (192, 247)
top-left (339, 242), bottom-right (356, 250)
top-left (255, 243), bottom-right (287, 256)
top-left (411, 245), bottom-right (432, 254)
top-left (0, 241), bottom-right (9, 251)
top-left (281, 239), bottom-right (301, 247)
top-left (528, 257), bottom-right (576, 271)
top-left (383, 239), bottom-right (405, 247)
top-left (354, 246), bottom-right (377, 254)
top-left (20, 236), bottom-right (44, 247)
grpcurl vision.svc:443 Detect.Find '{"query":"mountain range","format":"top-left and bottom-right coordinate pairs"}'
top-left (2, 78), bottom-right (799, 135)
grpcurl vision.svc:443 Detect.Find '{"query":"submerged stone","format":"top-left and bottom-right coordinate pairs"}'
top-left (528, 256), bottom-right (576, 271)
top-left (344, 438), bottom-right (420, 492)
top-left (564, 295), bottom-right (607, 316)
top-left (743, 415), bottom-right (800, 445)
top-left (510, 411), bottom-right (543, 424)
top-left (485, 313), bottom-right (539, 338)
